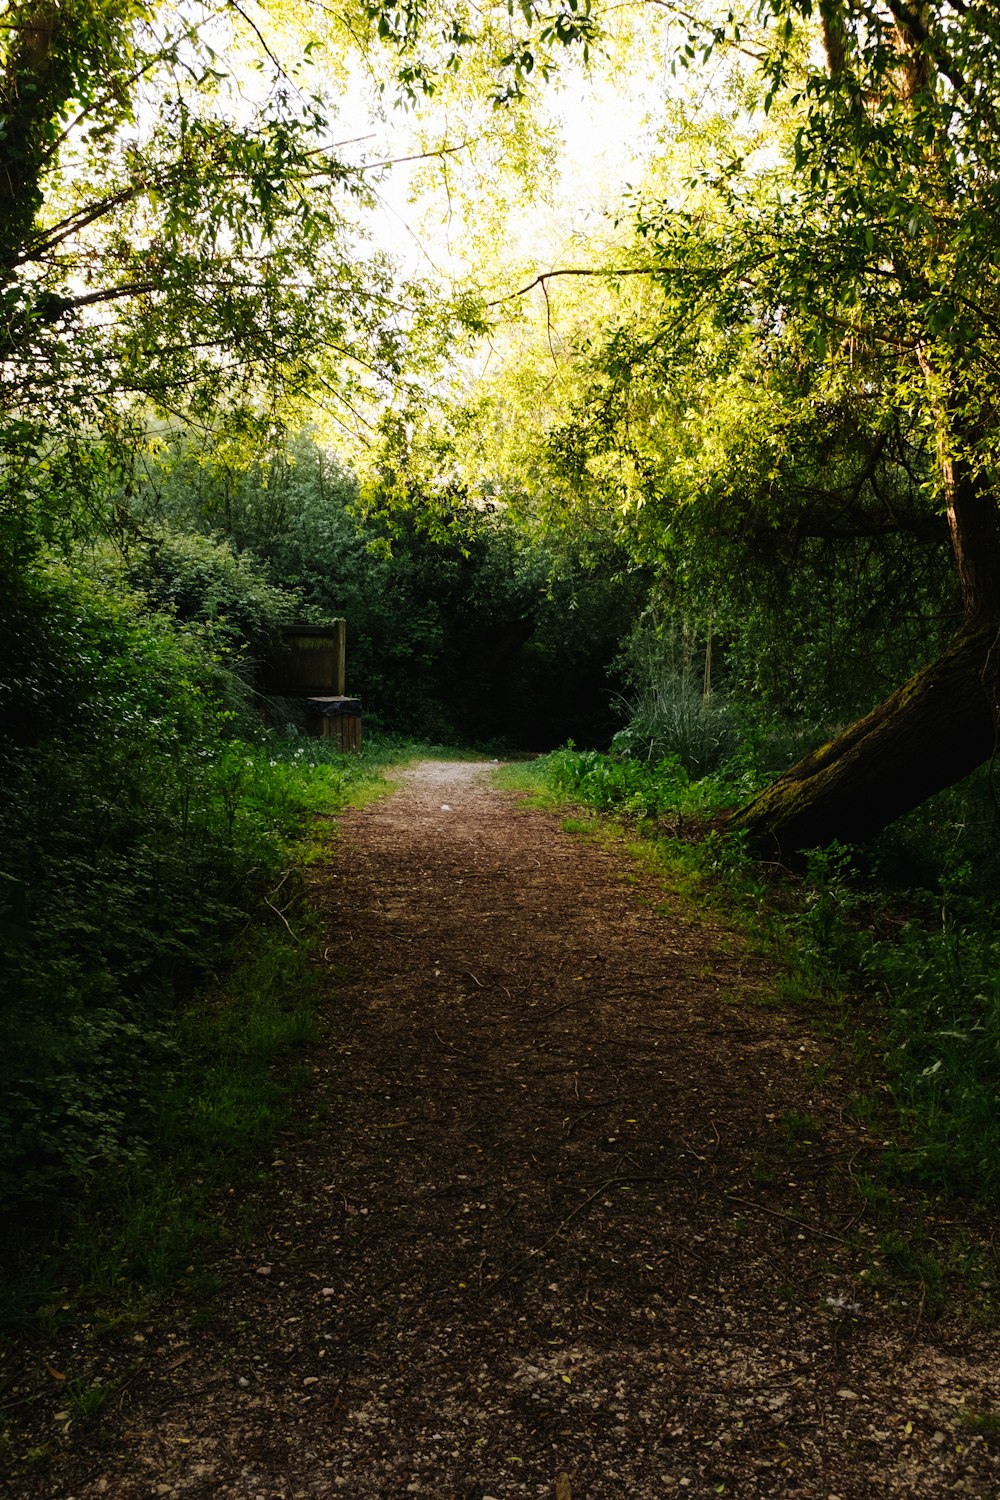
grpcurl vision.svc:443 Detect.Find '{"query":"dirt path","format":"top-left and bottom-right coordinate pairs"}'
top-left (9, 762), bottom-right (1000, 1497)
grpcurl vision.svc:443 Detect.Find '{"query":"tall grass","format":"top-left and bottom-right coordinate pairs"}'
top-left (611, 616), bottom-right (743, 774)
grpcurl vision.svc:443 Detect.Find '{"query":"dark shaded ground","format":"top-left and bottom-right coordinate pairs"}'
top-left (3, 762), bottom-right (999, 1498)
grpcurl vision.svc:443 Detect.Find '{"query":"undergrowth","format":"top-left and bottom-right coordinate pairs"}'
top-left (0, 558), bottom-right (443, 1326)
top-left (0, 723), bottom-right (419, 1331)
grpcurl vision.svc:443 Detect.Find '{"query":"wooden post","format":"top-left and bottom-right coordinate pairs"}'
top-left (333, 617), bottom-right (346, 696)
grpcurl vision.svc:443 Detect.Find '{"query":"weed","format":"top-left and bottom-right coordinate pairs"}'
top-left (792, 843), bottom-right (867, 986)
top-left (779, 1110), bottom-right (822, 1147)
top-left (848, 1093), bottom-right (881, 1128)
top-left (850, 1172), bottom-right (894, 1216)
top-left (959, 1409), bottom-right (1000, 1441)
top-left (874, 1232), bottom-right (947, 1310)
top-left (65, 1378), bottom-right (108, 1423)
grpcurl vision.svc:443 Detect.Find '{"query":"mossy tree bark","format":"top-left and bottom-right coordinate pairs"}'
top-left (731, 624), bottom-right (1000, 856)
top-left (733, 428), bottom-right (1000, 856)
top-left (733, 432), bottom-right (1000, 857)
top-left (729, 4), bottom-right (1000, 857)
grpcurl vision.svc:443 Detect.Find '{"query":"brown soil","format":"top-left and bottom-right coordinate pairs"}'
top-left (4, 761), bottom-right (1000, 1499)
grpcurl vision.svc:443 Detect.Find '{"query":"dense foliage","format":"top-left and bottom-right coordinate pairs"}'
top-left (129, 428), bottom-right (647, 745)
top-left (0, 559), bottom-right (353, 1217)
top-left (5, 0), bottom-right (1000, 1284)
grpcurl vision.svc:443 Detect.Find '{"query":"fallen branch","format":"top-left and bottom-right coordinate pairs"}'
top-left (724, 1193), bottom-right (848, 1245)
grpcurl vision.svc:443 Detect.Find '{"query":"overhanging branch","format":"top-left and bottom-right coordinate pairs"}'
top-left (485, 264), bottom-right (728, 307)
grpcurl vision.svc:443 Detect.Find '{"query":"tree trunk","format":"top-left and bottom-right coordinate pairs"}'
top-left (731, 624), bottom-right (1000, 856)
top-left (0, 4), bottom-right (67, 284)
top-left (728, 7), bottom-right (1000, 859)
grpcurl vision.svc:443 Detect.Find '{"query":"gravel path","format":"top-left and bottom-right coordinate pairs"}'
top-left (5, 762), bottom-right (1000, 1498)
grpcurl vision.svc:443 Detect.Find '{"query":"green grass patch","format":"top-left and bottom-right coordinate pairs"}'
top-left (492, 758), bottom-right (565, 809)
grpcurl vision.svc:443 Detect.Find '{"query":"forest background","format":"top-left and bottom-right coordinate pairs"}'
top-left (3, 0), bottom-right (1000, 1309)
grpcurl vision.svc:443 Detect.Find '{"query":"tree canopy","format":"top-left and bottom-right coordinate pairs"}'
top-left (9, 0), bottom-right (1000, 1260)
top-left (5, 0), bottom-right (1000, 848)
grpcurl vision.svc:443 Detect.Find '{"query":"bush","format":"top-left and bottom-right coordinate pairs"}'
top-left (0, 562), bottom-right (316, 1215)
top-left (118, 528), bottom-right (306, 674)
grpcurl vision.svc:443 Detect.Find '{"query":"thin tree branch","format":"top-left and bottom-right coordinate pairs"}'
top-left (225, 0), bottom-right (297, 90)
top-left (358, 135), bottom-right (485, 173)
top-left (486, 265), bottom-right (714, 306)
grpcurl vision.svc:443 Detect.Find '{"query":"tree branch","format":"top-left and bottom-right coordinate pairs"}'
top-left (486, 264), bottom-right (724, 306)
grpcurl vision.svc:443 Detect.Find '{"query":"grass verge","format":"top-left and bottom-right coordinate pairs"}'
top-left (501, 748), bottom-right (1000, 1308)
top-left (0, 730), bottom-right (450, 1337)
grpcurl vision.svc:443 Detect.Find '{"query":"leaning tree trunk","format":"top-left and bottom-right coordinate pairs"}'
top-left (733, 376), bottom-right (1000, 857)
top-left (730, 4), bottom-right (1000, 858)
top-left (731, 624), bottom-right (1000, 856)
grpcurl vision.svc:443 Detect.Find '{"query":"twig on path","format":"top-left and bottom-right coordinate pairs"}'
top-left (433, 1027), bottom-right (472, 1058)
top-left (492, 1175), bottom-right (670, 1284)
top-left (108, 1360), bottom-right (148, 1411)
top-left (724, 1193), bottom-right (848, 1246)
top-left (530, 995), bottom-right (590, 1023)
top-left (322, 941), bottom-right (355, 964)
top-left (564, 1100), bottom-right (616, 1138)
top-left (908, 1280), bottom-right (928, 1345)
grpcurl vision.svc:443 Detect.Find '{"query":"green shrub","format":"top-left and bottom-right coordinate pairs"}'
top-left (0, 562), bottom-right (318, 1217)
top-left (538, 745), bottom-right (754, 822)
top-left (117, 528), bottom-right (305, 675)
top-left (859, 918), bottom-right (1000, 1197)
top-left (793, 842), bottom-right (869, 984)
